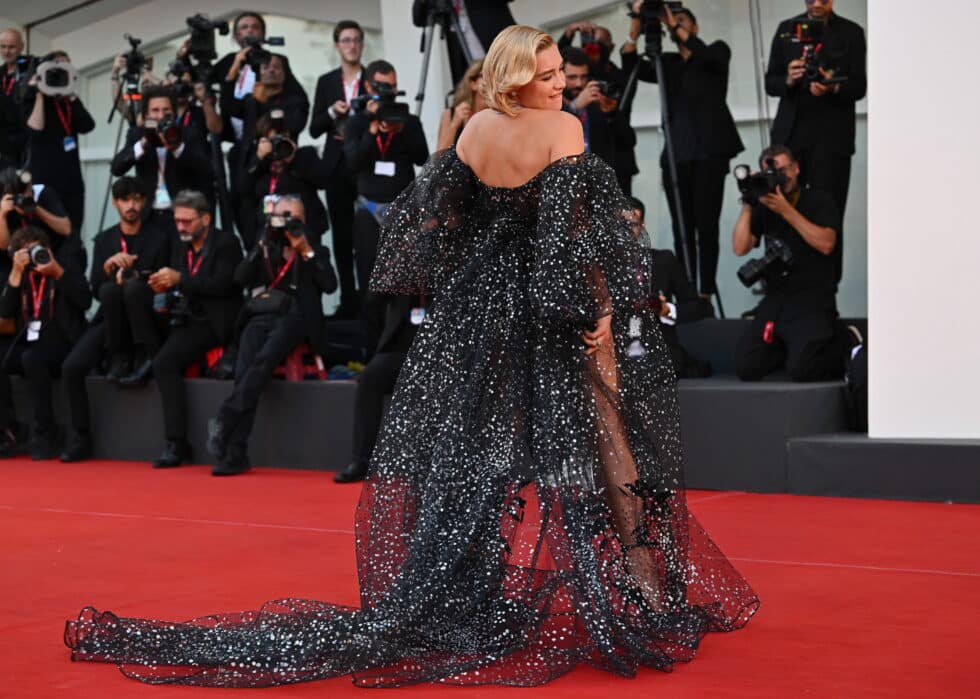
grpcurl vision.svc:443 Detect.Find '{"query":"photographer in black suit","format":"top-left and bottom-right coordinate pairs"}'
top-left (411, 0), bottom-right (515, 83)
top-left (731, 146), bottom-right (853, 383)
top-left (766, 0), bottom-right (866, 283)
top-left (59, 178), bottom-right (171, 462)
top-left (561, 47), bottom-right (626, 172)
top-left (334, 292), bottom-right (427, 484)
top-left (206, 196), bottom-right (336, 476)
top-left (111, 85), bottom-right (213, 213)
top-left (145, 191), bottom-right (242, 468)
top-left (627, 197), bottom-right (713, 378)
top-left (0, 226), bottom-right (90, 459)
top-left (622, 4), bottom-right (743, 298)
top-left (0, 167), bottom-right (74, 279)
top-left (310, 20), bottom-right (367, 319)
top-left (1, 29), bottom-right (27, 167)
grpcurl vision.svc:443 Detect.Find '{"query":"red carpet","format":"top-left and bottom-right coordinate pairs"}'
top-left (2, 459), bottom-right (977, 698)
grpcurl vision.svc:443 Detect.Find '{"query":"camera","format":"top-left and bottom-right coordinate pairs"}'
top-left (119, 267), bottom-right (141, 282)
top-left (0, 169), bottom-right (35, 216)
top-left (627, 1), bottom-right (685, 55)
top-left (243, 35), bottom-right (286, 73)
top-left (779, 20), bottom-right (847, 86)
top-left (737, 238), bottom-right (794, 288)
top-left (595, 80), bottom-right (623, 102)
top-left (264, 213), bottom-right (305, 244)
top-left (34, 59), bottom-right (78, 97)
top-left (143, 118), bottom-right (181, 148)
top-left (153, 289), bottom-right (190, 327)
top-left (351, 81), bottom-right (409, 123)
top-left (268, 135), bottom-right (296, 161)
top-left (118, 34), bottom-right (149, 97)
top-left (28, 244), bottom-right (51, 267)
top-left (733, 160), bottom-right (787, 206)
top-left (185, 14), bottom-right (229, 64)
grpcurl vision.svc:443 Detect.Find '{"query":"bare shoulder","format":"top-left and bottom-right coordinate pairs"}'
top-left (532, 110), bottom-right (585, 160)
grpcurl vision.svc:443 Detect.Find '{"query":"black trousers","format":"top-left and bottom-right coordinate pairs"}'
top-left (352, 351), bottom-right (406, 465)
top-left (789, 144), bottom-right (852, 283)
top-left (216, 313), bottom-right (305, 465)
top-left (152, 320), bottom-right (220, 442)
top-left (326, 168), bottom-right (359, 310)
top-left (126, 280), bottom-right (167, 354)
top-left (734, 294), bottom-right (848, 383)
top-left (661, 156), bottom-right (728, 294)
top-left (353, 207), bottom-right (387, 355)
top-left (61, 185), bottom-right (85, 234)
top-left (61, 322), bottom-right (106, 434)
top-left (0, 329), bottom-right (71, 433)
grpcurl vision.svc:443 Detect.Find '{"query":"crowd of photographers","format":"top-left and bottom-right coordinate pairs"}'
top-left (0, 0), bottom-right (868, 475)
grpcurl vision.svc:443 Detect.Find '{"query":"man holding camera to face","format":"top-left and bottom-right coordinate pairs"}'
top-left (58, 177), bottom-right (171, 461)
top-left (560, 47), bottom-right (628, 174)
top-left (0, 226), bottom-right (90, 459)
top-left (731, 145), bottom-right (854, 383)
top-left (206, 196), bottom-right (336, 476)
top-left (145, 191), bottom-right (242, 468)
top-left (345, 60), bottom-right (428, 350)
top-left (0, 167), bottom-right (75, 280)
top-left (111, 85), bottom-right (212, 214)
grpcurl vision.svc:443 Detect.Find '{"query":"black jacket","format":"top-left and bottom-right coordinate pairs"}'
top-left (213, 52), bottom-right (308, 120)
top-left (110, 127), bottom-right (213, 203)
top-left (171, 228), bottom-right (243, 344)
top-left (0, 247), bottom-right (91, 342)
top-left (344, 113), bottom-right (429, 203)
top-left (765, 12), bottom-right (867, 155)
top-left (561, 102), bottom-right (623, 171)
top-left (310, 67), bottom-right (366, 169)
top-left (235, 242), bottom-right (338, 357)
top-left (89, 218), bottom-right (172, 319)
top-left (411, 0), bottom-right (515, 55)
top-left (22, 92), bottom-right (95, 196)
top-left (376, 294), bottom-right (426, 356)
top-left (622, 36), bottom-right (743, 162)
top-left (240, 145), bottom-right (334, 239)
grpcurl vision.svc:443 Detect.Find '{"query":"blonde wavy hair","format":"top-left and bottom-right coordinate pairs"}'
top-left (452, 58), bottom-right (485, 109)
top-left (482, 25), bottom-right (555, 117)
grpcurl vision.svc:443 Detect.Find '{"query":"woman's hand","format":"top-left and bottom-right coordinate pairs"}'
top-left (582, 313), bottom-right (613, 358)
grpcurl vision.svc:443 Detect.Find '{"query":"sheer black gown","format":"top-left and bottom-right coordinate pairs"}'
top-left (65, 148), bottom-right (759, 687)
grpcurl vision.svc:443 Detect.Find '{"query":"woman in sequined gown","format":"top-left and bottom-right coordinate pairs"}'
top-left (65, 26), bottom-right (759, 688)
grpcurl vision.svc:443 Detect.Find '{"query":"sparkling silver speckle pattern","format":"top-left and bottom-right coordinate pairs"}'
top-left (65, 147), bottom-right (759, 687)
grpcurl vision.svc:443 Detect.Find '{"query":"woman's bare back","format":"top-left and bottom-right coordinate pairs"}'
top-left (456, 108), bottom-right (585, 188)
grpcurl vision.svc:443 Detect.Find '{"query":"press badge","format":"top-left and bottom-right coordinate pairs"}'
top-left (155, 182), bottom-right (172, 209)
top-left (410, 307), bottom-right (426, 325)
top-left (63, 136), bottom-right (77, 152)
top-left (374, 161), bottom-right (396, 177)
top-left (263, 195), bottom-right (278, 215)
top-left (27, 320), bottom-right (41, 342)
top-left (628, 315), bottom-right (642, 338)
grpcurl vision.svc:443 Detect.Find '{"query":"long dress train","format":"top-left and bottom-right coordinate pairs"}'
top-left (65, 148), bottom-right (759, 687)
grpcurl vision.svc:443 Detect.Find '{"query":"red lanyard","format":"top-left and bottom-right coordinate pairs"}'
top-left (375, 132), bottom-right (394, 159)
top-left (343, 74), bottom-right (361, 103)
top-left (236, 65), bottom-right (251, 93)
top-left (119, 236), bottom-right (130, 254)
top-left (268, 254), bottom-right (296, 289)
top-left (1, 73), bottom-right (14, 97)
top-left (181, 110), bottom-right (191, 127)
top-left (268, 175), bottom-right (278, 195)
top-left (54, 99), bottom-right (73, 135)
top-left (29, 272), bottom-right (47, 319)
top-left (186, 249), bottom-right (204, 277)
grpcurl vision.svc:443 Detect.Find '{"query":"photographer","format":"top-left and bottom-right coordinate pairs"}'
top-left (23, 51), bottom-right (94, 232)
top-left (58, 178), bottom-right (171, 461)
top-left (206, 196), bottom-right (337, 476)
top-left (334, 291), bottom-right (428, 484)
top-left (166, 65), bottom-right (224, 145)
top-left (627, 196), bottom-right (713, 378)
top-left (238, 111), bottom-right (333, 248)
top-left (411, 0), bottom-right (516, 84)
top-left (435, 59), bottom-right (487, 151)
top-left (147, 191), bottom-right (242, 468)
top-left (731, 146), bottom-right (851, 383)
top-left (0, 226), bottom-right (91, 459)
top-left (0, 167), bottom-right (74, 279)
top-left (622, 3), bottom-right (743, 298)
top-left (561, 47), bottom-right (628, 172)
top-left (110, 85), bottom-right (213, 213)
top-left (1, 29), bottom-right (27, 167)
top-left (766, 0), bottom-right (866, 282)
top-left (310, 20), bottom-right (367, 319)
top-left (344, 59), bottom-right (428, 341)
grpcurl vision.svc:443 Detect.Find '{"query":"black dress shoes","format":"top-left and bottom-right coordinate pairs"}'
top-left (333, 462), bottom-right (368, 483)
top-left (211, 461), bottom-right (251, 476)
top-left (118, 359), bottom-right (153, 388)
top-left (105, 353), bottom-right (133, 382)
top-left (60, 430), bottom-right (92, 462)
top-left (206, 418), bottom-right (227, 461)
top-left (29, 429), bottom-right (59, 461)
top-left (153, 440), bottom-right (190, 468)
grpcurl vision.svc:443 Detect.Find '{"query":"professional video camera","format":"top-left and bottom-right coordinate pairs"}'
top-left (33, 57), bottom-right (78, 97)
top-left (737, 238), bottom-right (793, 288)
top-left (626, 1), bottom-right (685, 56)
top-left (186, 14), bottom-right (229, 64)
top-left (142, 117), bottom-right (181, 148)
top-left (242, 35), bottom-right (286, 73)
top-left (351, 81), bottom-right (410, 123)
top-left (14, 54), bottom-right (40, 81)
top-left (732, 160), bottom-right (787, 206)
top-left (0, 169), bottom-right (35, 216)
top-left (119, 34), bottom-right (148, 96)
top-left (779, 20), bottom-right (847, 85)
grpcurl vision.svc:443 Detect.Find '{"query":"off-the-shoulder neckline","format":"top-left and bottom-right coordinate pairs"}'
top-left (451, 146), bottom-right (588, 191)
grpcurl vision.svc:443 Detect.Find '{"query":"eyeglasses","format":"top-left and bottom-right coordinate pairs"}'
top-left (173, 216), bottom-right (200, 226)
top-left (337, 37), bottom-right (363, 45)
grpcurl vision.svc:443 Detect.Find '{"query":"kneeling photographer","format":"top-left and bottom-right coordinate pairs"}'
top-left (731, 145), bottom-right (851, 382)
top-left (59, 177), bottom-right (171, 462)
top-left (111, 85), bottom-right (213, 213)
top-left (0, 226), bottom-right (90, 459)
top-left (147, 191), bottom-right (242, 468)
top-left (344, 60), bottom-right (428, 350)
top-left (206, 196), bottom-right (337, 476)
top-left (238, 111), bottom-right (333, 248)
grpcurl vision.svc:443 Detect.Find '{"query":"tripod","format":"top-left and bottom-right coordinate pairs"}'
top-left (621, 21), bottom-right (727, 318)
top-left (414, 0), bottom-right (473, 117)
top-left (96, 76), bottom-right (141, 234)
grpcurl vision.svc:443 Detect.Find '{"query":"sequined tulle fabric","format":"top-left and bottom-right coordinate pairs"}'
top-left (65, 148), bottom-right (759, 687)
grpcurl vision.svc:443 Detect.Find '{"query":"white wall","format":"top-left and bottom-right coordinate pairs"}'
top-left (867, 0), bottom-right (980, 439)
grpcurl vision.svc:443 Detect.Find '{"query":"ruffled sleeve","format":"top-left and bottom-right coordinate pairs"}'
top-left (529, 154), bottom-right (650, 326)
top-left (369, 147), bottom-right (478, 296)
